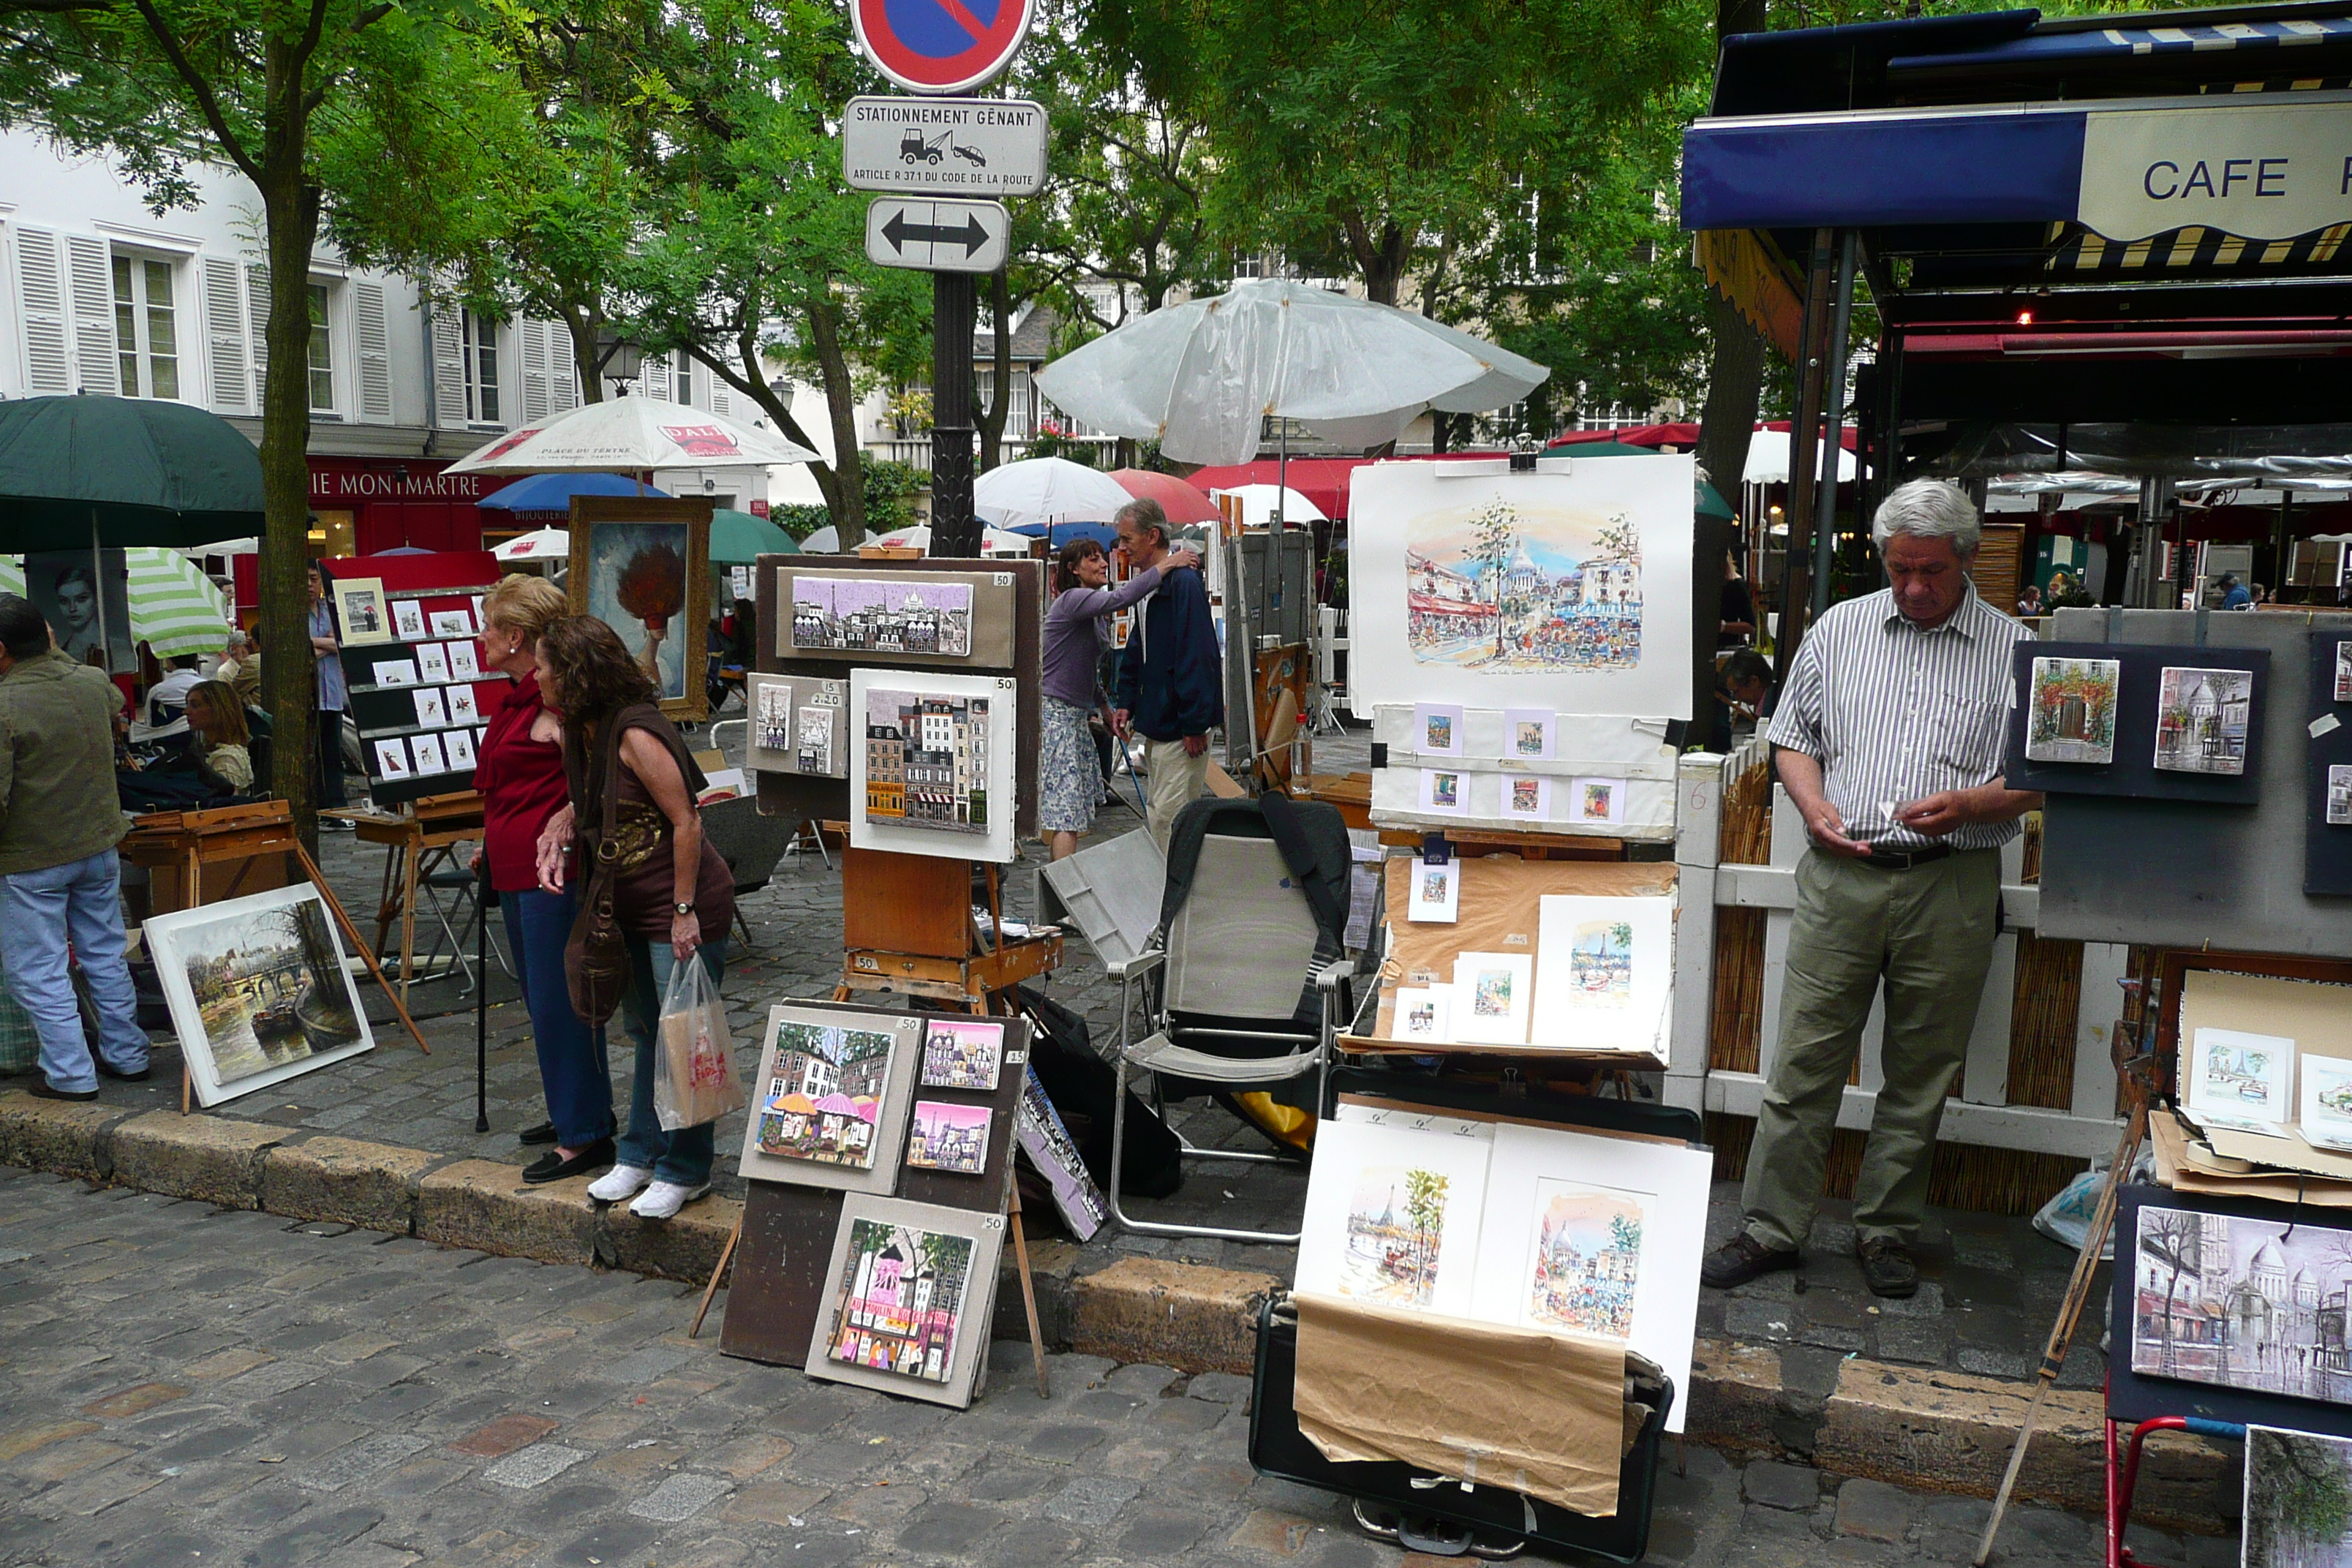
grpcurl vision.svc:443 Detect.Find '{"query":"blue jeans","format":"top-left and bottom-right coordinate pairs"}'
top-left (613, 937), bottom-right (728, 1187)
top-left (501, 887), bottom-right (613, 1149)
top-left (0, 849), bottom-right (149, 1093)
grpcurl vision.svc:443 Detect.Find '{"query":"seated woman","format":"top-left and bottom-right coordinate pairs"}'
top-left (183, 680), bottom-right (255, 794)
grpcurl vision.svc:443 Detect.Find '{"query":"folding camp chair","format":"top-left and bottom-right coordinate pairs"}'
top-left (1107, 795), bottom-right (1354, 1245)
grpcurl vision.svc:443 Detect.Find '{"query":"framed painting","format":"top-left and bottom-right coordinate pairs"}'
top-left (568, 496), bottom-right (714, 721)
top-left (804, 1195), bottom-right (1004, 1409)
top-left (143, 885), bottom-right (376, 1107)
top-left (1530, 893), bottom-right (1674, 1056)
top-left (736, 1003), bottom-right (925, 1196)
top-left (26, 547), bottom-right (133, 673)
top-left (331, 576), bottom-right (395, 647)
top-left (1015, 1066), bottom-right (1107, 1242)
top-left (848, 668), bottom-right (1020, 864)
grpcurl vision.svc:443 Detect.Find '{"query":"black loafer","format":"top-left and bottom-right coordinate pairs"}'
top-left (95, 1060), bottom-right (151, 1082)
top-left (1700, 1232), bottom-right (1801, 1291)
top-left (1858, 1237), bottom-right (1921, 1299)
top-left (29, 1082), bottom-right (99, 1102)
top-left (518, 1120), bottom-right (559, 1146)
top-left (522, 1139), bottom-right (614, 1185)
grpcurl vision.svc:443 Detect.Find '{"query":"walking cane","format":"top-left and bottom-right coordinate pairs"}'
top-left (474, 853), bottom-right (490, 1134)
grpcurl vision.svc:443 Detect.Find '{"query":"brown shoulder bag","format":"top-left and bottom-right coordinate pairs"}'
top-left (563, 714), bottom-right (635, 1026)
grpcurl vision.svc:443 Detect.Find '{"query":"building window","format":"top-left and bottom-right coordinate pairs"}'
top-left (461, 309), bottom-right (500, 424)
top-left (111, 255), bottom-right (179, 400)
top-left (673, 350), bottom-right (692, 404)
top-left (306, 284), bottom-right (335, 413)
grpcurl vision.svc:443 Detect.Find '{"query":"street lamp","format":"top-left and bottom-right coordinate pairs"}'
top-left (593, 329), bottom-right (645, 394)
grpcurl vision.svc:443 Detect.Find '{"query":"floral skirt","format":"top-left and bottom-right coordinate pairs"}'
top-left (1039, 696), bottom-right (1100, 834)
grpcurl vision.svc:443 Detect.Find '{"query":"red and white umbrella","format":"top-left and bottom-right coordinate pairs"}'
top-left (445, 396), bottom-right (818, 475)
top-left (491, 527), bottom-right (569, 561)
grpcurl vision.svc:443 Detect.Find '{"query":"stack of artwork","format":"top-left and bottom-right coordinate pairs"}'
top-left (1390, 892), bottom-right (1673, 1055)
top-left (1296, 1108), bottom-right (1712, 1433)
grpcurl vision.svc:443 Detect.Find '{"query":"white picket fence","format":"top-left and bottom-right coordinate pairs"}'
top-left (1665, 741), bottom-right (2127, 1161)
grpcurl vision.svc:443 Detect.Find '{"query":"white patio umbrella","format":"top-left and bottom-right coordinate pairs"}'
top-left (1032, 278), bottom-right (1549, 468)
top-left (492, 527), bottom-right (570, 562)
top-left (1743, 429), bottom-right (1856, 486)
top-left (973, 457), bottom-right (1132, 528)
top-left (799, 525), bottom-right (841, 553)
top-left (1213, 484), bottom-right (1328, 527)
top-left (445, 394), bottom-right (818, 475)
top-left (867, 524), bottom-right (1037, 558)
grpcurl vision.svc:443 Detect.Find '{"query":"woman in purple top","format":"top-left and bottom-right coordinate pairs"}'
top-left (1039, 536), bottom-right (1200, 859)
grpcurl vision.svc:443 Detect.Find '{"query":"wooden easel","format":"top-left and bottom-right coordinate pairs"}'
top-left (335, 791), bottom-right (487, 1003)
top-left (118, 800), bottom-right (433, 1113)
top-left (689, 851), bottom-right (1063, 1400)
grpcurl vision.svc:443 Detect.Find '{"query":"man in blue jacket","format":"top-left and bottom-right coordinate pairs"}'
top-left (1111, 499), bottom-right (1224, 852)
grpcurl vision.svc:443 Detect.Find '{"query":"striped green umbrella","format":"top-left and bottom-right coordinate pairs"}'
top-left (0, 549), bottom-right (232, 658)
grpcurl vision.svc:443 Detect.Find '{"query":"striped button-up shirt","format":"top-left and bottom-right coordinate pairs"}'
top-left (1766, 585), bottom-right (2030, 851)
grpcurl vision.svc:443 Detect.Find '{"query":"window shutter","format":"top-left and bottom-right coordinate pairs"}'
top-left (707, 369), bottom-right (733, 418)
top-left (638, 353), bottom-right (670, 401)
top-left (353, 281), bottom-right (393, 422)
top-left (548, 323), bottom-right (579, 412)
top-left (519, 318), bottom-right (551, 422)
top-left (429, 301), bottom-right (468, 429)
top-left (245, 262), bottom-right (271, 399)
top-left (64, 233), bottom-right (119, 395)
top-left (203, 257), bottom-right (250, 413)
top-left (14, 227), bottom-right (72, 396)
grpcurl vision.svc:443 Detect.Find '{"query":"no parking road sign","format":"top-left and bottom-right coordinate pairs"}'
top-left (852, 0), bottom-right (1035, 95)
top-left (864, 197), bottom-right (1011, 274)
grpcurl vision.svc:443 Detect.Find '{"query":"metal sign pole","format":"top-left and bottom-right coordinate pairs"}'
top-left (932, 271), bottom-right (980, 558)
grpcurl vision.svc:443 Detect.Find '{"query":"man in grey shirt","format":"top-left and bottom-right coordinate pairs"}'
top-left (1701, 481), bottom-right (2040, 1299)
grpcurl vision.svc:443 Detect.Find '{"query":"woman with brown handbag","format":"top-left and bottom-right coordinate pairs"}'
top-left (531, 616), bottom-right (736, 1221)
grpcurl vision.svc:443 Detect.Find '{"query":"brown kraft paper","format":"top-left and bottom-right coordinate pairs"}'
top-left (1291, 1291), bottom-right (1625, 1518)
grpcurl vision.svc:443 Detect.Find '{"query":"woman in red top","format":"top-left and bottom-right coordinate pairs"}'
top-left (474, 576), bottom-right (614, 1183)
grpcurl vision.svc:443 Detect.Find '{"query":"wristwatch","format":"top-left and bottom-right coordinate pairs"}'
top-left (674, 901), bottom-right (696, 917)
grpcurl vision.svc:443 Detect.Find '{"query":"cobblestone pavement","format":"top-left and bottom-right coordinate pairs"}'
top-left (0, 1166), bottom-right (2217, 1568)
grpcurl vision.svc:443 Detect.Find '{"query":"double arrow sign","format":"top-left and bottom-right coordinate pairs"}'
top-left (864, 200), bottom-right (1009, 274)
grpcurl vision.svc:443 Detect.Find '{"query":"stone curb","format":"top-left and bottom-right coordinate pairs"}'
top-left (0, 1089), bottom-right (2231, 1518)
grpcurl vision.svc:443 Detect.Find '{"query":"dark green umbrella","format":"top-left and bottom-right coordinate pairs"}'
top-left (709, 508), bottom-right (799, 565)
top-left (0, 395), bottom-right (266, 551)
top-left (1555, 439), bottom-right (1735, 521)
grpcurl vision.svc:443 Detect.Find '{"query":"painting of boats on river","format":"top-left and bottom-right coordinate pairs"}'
top-left (143, 886), bottom-right (374, 1107)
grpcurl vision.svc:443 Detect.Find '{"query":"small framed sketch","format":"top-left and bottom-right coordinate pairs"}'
top-left (806, 1195), bottom-right (1003, 1410)
top-left (2024, 655), bottom-right (2120, 766)
top-left (371, 658), bottom-right (418, 688)
top-left (1506, 776), bottom-right (1551, 821)
top-left (1451, 951), bottom-right (1533, 1046)
top-left (1504, 708), bottom-right (1556, 760)
top-left (411, 732), bottom-right (449, 775)
top-left (1414, 703), bottom-right (1464, 757)
top-left (906, 1101), bottom-right (992, 1175)
top-left (2185, 1025), bottom-right (2293, 1134)
top-left (445, 729), bottom-right (477, 771)
top-left (1418, 767), bottom-right (1469, 816)
top-left (2301, 1053), bottom-right (2352, 1153)
top-left (1573, 777), bottom-right (1628, 825)
top-left (447, 686), bottom-right (481, 727)
top-left (391, 598), bottom-right (428, 641)
top-left (1392, 984), bottom-right (1452, 1044)
top-left (737, 1003), bottom-right (925, 1194)
top-left (1406, 858), bottom-right (1460, 924)
top-left (332, 577), bottom-right (393, 647)
top-left (921, 1017), bottom-right (1003, 1092)
top-left (412, 688), bottom-right (449, 730)
top-left (2330, 764), bottom-right (2352, 827)
top-left (373, 737), bottom-right (412, 780)
top-left (415, 644), bottom-right (452, 685)
top-left (449, 641), bottom-right (483, 682)
top-left (2153, 666), bottom-right (2253, 776)
top-left (2337, 641), bottom-right (2352, 704)
top-left (429, 608), bottom-right (475, 638)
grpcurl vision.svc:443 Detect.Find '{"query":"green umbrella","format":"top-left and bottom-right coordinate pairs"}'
top-left (0, 396), bottom-right (265, 550)
top-left (1554, 440), bottom-right (1735, 521)
top-left (709, 508), bottom-right (799, 565)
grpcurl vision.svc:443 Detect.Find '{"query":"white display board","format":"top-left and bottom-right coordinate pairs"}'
top-left (1349, 458), bottom-right (1697, 721)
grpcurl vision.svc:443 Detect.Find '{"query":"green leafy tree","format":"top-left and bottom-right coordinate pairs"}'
top-left (0, 0), bottom-right (531, 830)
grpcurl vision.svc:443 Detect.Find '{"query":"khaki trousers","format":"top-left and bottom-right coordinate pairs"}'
top-left (1143, 736), bottom-right (1210, 854)
top-left (1741, 846), bottom-right (2002, 1251)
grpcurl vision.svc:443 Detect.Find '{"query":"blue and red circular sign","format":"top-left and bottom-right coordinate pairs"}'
top-left (853, 0), bottom-right (1033, 95)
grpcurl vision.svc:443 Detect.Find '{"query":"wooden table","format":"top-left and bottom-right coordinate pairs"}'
top-left (331, 791), bottom-right (486, 1003)
top-left (121, 801), bottom-right (300, 916)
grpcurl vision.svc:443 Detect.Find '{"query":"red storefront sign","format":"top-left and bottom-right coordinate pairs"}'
top-left (307, 457), bottom-right (496, 555)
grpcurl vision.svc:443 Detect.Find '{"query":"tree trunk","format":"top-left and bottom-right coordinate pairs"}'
top-left (255, 79), bottom-right (323, 839)
top-left (975, 271), bottom-right (1014, 474)
top-left (563, 304), bottom-right (605, 404)
top-left (807, 299), bottom-right (867, 547)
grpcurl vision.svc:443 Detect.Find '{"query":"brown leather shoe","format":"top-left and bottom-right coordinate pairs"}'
top-left (1700, 1232), bottom-right (1799, 1290)
top-left (1858, 1237), bottom-right (1920, 1299)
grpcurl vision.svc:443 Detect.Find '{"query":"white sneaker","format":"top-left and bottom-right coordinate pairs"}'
top-left (629, 1180), bottom-right (711, 1221)
top-left (588, 1164), bottom-right (654, 1203)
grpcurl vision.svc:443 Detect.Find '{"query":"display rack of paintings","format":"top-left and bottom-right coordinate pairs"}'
top-left (2002, 639), bottom-right (2269, 805)
top-left (2308, 630), bottom-right (2352, 897)
top-left (567, 496), bottom-right (715, 723)
top-left (329, 555), bottom-right (508, 810)
top-left (805, 1195), bottom-right (1005, 1409)
top-left (1296, 1099), bottom-right (1711, 1435)
top-left (746, 672), bottom-right (850, 779)
top-left (1365, 701), bottom-right (1673, 841)
top-left (848, 669), bottom-right (1020, 863)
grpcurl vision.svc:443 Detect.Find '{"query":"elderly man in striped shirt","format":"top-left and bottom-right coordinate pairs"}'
top-left (1702, 480), bottom-right (2041, 1300)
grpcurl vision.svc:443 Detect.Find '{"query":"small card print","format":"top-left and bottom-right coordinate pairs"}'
top-left (429, 608), bottom-right (475, 638)
top-left (2185, 1025), bottom-right (2293, 1134)
top-left (906, 1101), bottom-right (992, 1175)
top-left (445, 729), bottom-right (477, 770)
top-left (374, 737), bottom-right (412, 780)
top-left (391, 599), bottom-right (427, 640)
top-left (1392, 984), bottom-right (1452, 1044)
top-left (412, 688), bottom-right (449, 729)
top-left (415, 644), bottom-right (452, 684)
top-left (1450, 951), bottom-right (1532, 1046)
top-left (921, 1017), bottom-right (1004, 1092)
top-left (410, 732), bottom-right (449, 774)
top-left (1414, 703), bottom-right (1465, 757)
top-left (449, 641), bottom-right (483, 682)
top-left (1574, 777), bottom-right (1629, 823)
top-left (1419, 768), bottom-right (1469, 815)
top-left (2152, 666), bottom-right (2253, 775)
top-left (2302, 1053), bottom-right (2352, 1152)
top-left (447, 686), bottom-right (481, 727)
top-left (1506, 776), bottom-right (1550, 819)
top-left (1504, 709), bottom-right (1556, 760)
top-left (372, 659), bottom-right (418, 687)
top-left (2332, 765), bottom-right (2352, 827)
top-left (1408, 859), bottom-right (1460, 924)
top-left (2337, 641), bottom-right (2352, 704)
